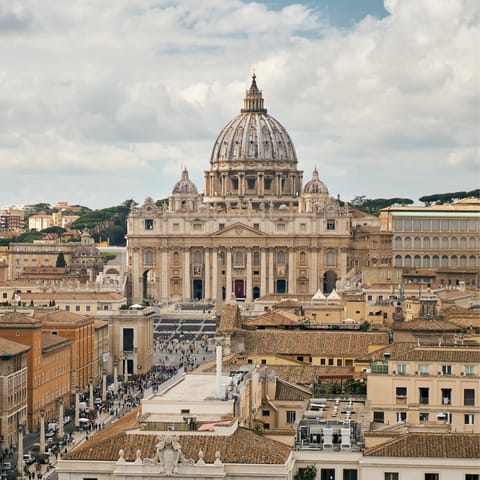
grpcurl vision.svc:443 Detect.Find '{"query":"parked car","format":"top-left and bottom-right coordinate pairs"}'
top-left (1, 463), bottom-right (12, 473)
top-left (23, 453), bottom-right (35, 465)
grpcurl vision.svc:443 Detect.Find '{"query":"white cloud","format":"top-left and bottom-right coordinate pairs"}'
top-left (0, 0), bottom-right (477, 208)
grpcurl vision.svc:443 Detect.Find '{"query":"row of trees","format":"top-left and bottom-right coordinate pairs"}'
top-left (350, 188), bottom-right (479, 216)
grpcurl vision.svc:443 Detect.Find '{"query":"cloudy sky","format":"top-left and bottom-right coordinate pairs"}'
top-left (1, 0), bottom-right (478, 209)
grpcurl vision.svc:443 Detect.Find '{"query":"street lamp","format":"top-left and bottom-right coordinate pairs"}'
top-left (113, 360), bottom-right (118, 395)
top-left (39, 409), bottom-right (45, 455)
top-left (102, 368), bottom-right (107, 402)
top-left (74, 386), bottom-right (80, 429)
top-left (89, 377), bottom-right (94, 410)
top-left (17, 424), bottom-right (25, 477)
top-left (58, 397), bottom-right (64, 440)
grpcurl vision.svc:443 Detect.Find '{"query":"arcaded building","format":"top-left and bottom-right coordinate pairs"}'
top-left (127, 75), bottom-right (352, 304)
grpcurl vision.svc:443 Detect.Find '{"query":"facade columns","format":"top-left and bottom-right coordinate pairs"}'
top-left (183, 248), bottom-right (191, 299)
top-left (160, 247), bottom-right (168, 299)
top-left (260, 249), bottom-right (267, 296)
top-left (212, 248), bottom-right (218, 302)
top-left (246, 248), bottom-right (252, 302)
top-left (268, 248), bottom-right (274, 294)
top-left (226, 248), bottom-right (232, 300)
top-left (311, 248), bottom-right (318, 293)
top-left (288, 248), bottom-right (295, 294)
top-left (204, 248), bottom-right (210, 299)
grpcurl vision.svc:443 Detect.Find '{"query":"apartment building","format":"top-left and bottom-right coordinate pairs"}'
top-left (0, 337), bottom-right (30, 449)
top-left (0, 312), bottom-right (71, 431)
top-left (367, 344), bottom-right (480, 433)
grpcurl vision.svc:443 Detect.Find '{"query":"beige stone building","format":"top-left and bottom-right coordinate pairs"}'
top-left (95, 306), bottom-right (155, 377)
top-left (381, 197), bottom-right (480, 289)
top-left (127, 75), bottom-right (352, 305)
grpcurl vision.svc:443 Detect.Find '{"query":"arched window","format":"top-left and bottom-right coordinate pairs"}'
top-left (253, 251), bottom-right (260, 266)
top-left (441, 255), bottom-right (449, 267)
top-left (423, 255), bottom-right (430, 267)
top-left (404, 255), bottom-right (412, 267)
top-left (414, 237), bottom-right (421, 249)
top-left (470, 237), bottom-right (476, 249)
top-left (432, 255), bottom-right (439, 267)
top-left (432, 237), bottom-right (439, 248)
top-left (451, 255), bottom-right (458, 267)
top-left (404, 237), bottom-right (412, 249)
top-left (278, 250), bottom-right (286, 265)
top-left (299, 251), bottom-right (306, 265)
top-left (460, 255), bottom-right (467, 267)
top-left (395, 255), bottom-right (402, 267)
top-left (423, 237), bottom-right (430, 249)
top-left (441, 237), bottom-right (449, 249)
top-left (394, 236), bottom-right (402, 249)
top-left (414, 255), bottom-right (421, 267)
top-left (218, 251), bottom-right (225, 266)
top-left (173, 251), bottom-right (179, 265)
top-left (460, 237), bottom-right (467, 249)
top-left (469, 256), bottom-right (476, 268)
top-left (326, 251), bottom-right (335, 266)
top-left (194, 250), bottom-right (202, 264)
top-left (451, 237), bottom-right (458, 249)
top-left (145, 251), bottom-right (153, 266)
top-left (235, 250), bottom-right (244, 266)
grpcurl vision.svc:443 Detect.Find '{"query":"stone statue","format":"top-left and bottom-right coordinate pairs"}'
top-left (156, 434), bottom-right (186, 475)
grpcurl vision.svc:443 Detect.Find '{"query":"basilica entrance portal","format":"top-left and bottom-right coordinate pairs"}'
top-left (234, 280), bottom-right (245, 298)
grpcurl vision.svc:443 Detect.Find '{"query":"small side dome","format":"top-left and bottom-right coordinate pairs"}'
top-left (172, 168), bottom-right (198, 195)
top-left (303, 168), bottom-right (329, 195)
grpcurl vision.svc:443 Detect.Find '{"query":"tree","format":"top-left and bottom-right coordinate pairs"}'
top-left (294, 465), bottom-right (317, 480)
top-left (56, 252), bottom-right (67, 268)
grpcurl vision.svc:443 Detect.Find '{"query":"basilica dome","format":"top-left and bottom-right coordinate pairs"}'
top-left (172, 168), bottom-right (198, 195)
top-left (204, 75), bottom-right (303, 206)
top-left (210, 74), bottom-right (298, 168)
top-left (303, 168), bottom-right (329, 195)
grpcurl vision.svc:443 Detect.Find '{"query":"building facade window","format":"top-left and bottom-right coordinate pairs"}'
top-left (145, 219), bottom-right (153, 230)
top-left (327, 219), bottom-right (336, 230)
top-left (464, 414), bottom-right (474, 425)
top-left (464, 389), bottom-right (475, 406)
top-left (373, 411), bottom-right (384, 423)
top-left (286, 411), bottom-right (296, 424)
top-left (384, 473), bottom-right (399, 480)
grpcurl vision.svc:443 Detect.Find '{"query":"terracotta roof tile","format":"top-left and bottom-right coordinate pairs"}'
top-left (364, 432), bottom-right (480, 458)
top-left (0, 337), bottom-right (31, 355)
top-left (243, 330), bottom-right (389, 357)
top-left (243, 310), bottom-right (301, 327)
top-left (65, 416), bottom-right (291, 465)
top-left (274, 378), bottom-right (311, 401)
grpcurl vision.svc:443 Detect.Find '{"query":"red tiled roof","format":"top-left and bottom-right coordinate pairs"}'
top-left (364, 433), bottom-right (480, 458)
top-left (243, 330), bottom-right (389, 356)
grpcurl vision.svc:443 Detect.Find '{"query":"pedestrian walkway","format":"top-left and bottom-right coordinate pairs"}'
top-left (26, 409), bottom-right (114, 479)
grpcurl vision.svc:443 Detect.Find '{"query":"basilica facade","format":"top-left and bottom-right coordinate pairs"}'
top-left (127, 75), bottom-right (352, 304)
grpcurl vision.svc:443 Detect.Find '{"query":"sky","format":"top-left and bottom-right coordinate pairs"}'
top-left (0, 0), bottom-right (478, 210)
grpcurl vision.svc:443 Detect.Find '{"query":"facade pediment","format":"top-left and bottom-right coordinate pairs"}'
top-left (212, 223), bottom-right (266, 238)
